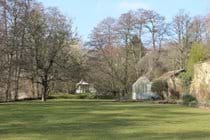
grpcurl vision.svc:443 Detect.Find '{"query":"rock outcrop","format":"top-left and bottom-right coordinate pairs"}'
top-left (191, 62), bottom-right (210, 101)
top-left (157, 69), bottom-right (185, 99)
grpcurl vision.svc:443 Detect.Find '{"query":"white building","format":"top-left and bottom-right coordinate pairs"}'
top-left (132, 76), bottom-right (157, 100)
top-left (76, 80), bottom-right (96, 94)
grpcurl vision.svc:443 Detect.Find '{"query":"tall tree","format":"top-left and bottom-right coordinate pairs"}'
top-left (88, 17), bottom-right (123, 97)
top-left (171, 10), bottom-right (192, 69)
top-left (26, 7), bottom-right (79, 101)
top-left (117, 11), bottom-right (138, 96)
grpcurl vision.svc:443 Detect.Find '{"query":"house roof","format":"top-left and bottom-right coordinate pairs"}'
top-left (133, 76), bottom-right (151, 87)
top-left (76, 80), bottom-right (89, 86)
top-left (156, 69), bottom-right (185, 81)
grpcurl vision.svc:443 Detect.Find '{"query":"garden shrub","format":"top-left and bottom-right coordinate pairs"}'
top-left (48, 93), bottom-right (79, 99)
top-left (78, 94), bottom-right (87, 99)
top-left (187, 43), bottom-right (207, 78)
top-left (96, 94), bottom-right (115, 99)
top-left (49, 93), bottom-right (116, 100)
top-left (182, 94), bottom-right (197, 106)
top-left (86, 93), bottom-right (97, 99)
top-left (178, 72), bottom-right (192, 91)
top-left (49, 93), bottom-right (96, 99)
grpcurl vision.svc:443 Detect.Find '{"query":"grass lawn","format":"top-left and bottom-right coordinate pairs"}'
top-left (0, 99), bottom-right (210, 140)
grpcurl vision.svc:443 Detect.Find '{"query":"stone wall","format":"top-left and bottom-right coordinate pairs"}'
top-left (190, 62), bottom-right (210, 101)
top-left (0, 78), bottom-right (41, 102)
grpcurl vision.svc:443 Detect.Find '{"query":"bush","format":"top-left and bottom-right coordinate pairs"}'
top-left (178, 72), bottom-right (192, 90)
top-left (86, 93), bottom-right (97, 99)
top-left (78, 93), bottom-right (97, 99)
top-left (151, 80), bottom-right (168, 100)
top-left (96, 94), bottom-right (115, 99)
top-left (49, 93), bottom-right (97, 99)
top-left (48, 94), bottom-right (79, 99)
top-left (182, 94), bottom-right (197, 106)
top-left (187, 43), bottom-right (207, 78)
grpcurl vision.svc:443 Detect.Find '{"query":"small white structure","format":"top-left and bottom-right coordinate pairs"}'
top-left (76, 80), bottom-right (96, 94)
top-left (132, 76), bottom-right (157, 100)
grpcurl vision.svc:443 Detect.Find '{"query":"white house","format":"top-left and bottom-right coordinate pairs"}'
top-left (132, 76), bottom-right (157, 100)
top-left (76, 80), bottom-right (96, 94)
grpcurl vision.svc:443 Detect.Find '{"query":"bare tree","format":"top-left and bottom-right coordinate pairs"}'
top-left (26, 7), bottom-right (79, 101)
top-left (88, 17), bottom-right (124, 97)
top-left (189, 16), bottom-right (206, 43)
top-left (116, 11), bottom-right (136, 96)
top-left (141, 9), bottom-right (166, 51)
top-left (171, 10), bottom-right (192, 69)
top-left (139, 9), bottom-right (169, 76)
top-left (0, 1), bottom-right (80, 102)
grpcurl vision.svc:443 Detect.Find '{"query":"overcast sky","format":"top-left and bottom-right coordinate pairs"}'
top-left (39, 0), bottom-right (210, 41)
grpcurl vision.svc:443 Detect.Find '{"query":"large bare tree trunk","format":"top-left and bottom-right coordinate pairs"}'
top-left (14, 67), bottom-right (21, 100)
top-left (41, 74), bottom-right (49, 102)
top-left (2, 0), bottom-right (12, 102)
top-left (5, 54), bottom-right (13, 102)
top-left (41, 84), bottom-right (47, 102)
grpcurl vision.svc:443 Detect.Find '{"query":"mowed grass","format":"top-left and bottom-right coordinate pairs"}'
top-left (0, 99), bottom-right (210, 140)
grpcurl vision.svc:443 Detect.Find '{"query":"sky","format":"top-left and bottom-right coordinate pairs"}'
top-left (39, 0), bottom-right (210, 41)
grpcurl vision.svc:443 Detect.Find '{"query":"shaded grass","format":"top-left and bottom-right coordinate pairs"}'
top-left (0, 99), bottom-right (210, 140)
